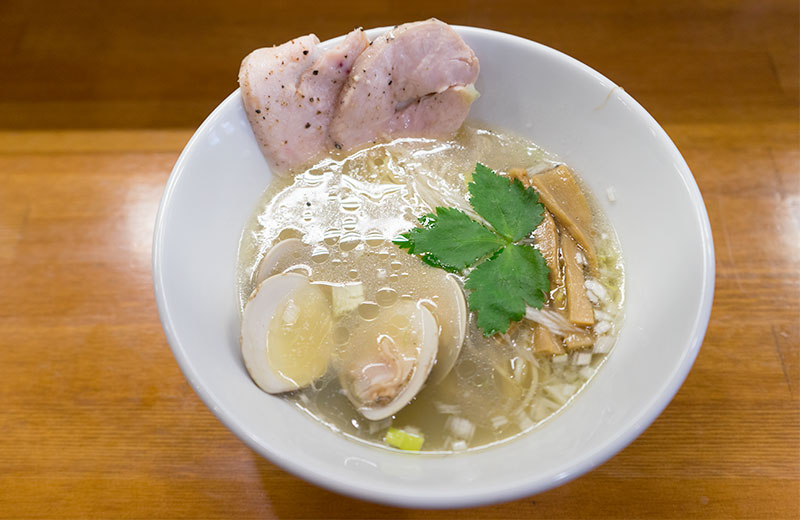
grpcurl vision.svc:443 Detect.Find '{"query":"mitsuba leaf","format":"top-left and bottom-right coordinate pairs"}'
top-left (392, 207), bottom-right (506, 271)
top-left (395, 162), bottom-right (552, 336)
top-left (468, 163), bottom-right (544, 241)
top-left (465, 244), bottom-right (550, 336)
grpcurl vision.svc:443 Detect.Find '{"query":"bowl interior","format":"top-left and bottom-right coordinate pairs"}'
top-left (153, 26), bottom-right (714, 508)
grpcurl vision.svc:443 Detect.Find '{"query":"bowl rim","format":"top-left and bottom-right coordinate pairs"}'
top-left (153, 24), bottom-right (715, 508)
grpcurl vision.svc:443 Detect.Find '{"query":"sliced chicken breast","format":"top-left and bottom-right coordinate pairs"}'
top-left (330, 19), bottom-right (480, 152)
top-left (239, 29), bottom-right (369, 174)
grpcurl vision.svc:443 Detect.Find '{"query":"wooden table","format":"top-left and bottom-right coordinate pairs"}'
top-left (1, 1), bottom-right (797, 518)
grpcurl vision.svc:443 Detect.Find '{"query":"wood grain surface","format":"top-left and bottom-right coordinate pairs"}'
top-left (1, 0), bottom-right (797, 518)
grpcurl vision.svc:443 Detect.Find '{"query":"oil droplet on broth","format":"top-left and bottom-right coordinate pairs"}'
top-left (333, 326), bottom-right (350, 344)
top-left (311, 247), bottom-right (330, 263)
top-left (357, 302), bottom-right (380, 320)
top-left (376, 287), bottom-right (398, 307)
top-left (341, 216), bottom-right (358, 232)
top-left (340, 196), bottom-right (361, 212)
top-left (339, 236), bottom-right (361, 252)
top-left (365, 231), bottom-right (384, 247)
top-left (389, 312), bottom-right (410, 330)
top-left (278, 228), bottom-right (302, 241)
top-left (457, 359), bottom-right (477, 379)
top-left (323, 229), bottom-right (340, 246)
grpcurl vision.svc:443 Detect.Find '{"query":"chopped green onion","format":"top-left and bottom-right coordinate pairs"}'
top-left (384, 427), bottom-right (424, 451)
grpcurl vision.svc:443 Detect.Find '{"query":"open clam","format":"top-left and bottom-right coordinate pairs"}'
top-left (425, 274), bottom-right (468, 385)
top-left (337, 300), bottom-right (439, 420)
top-left (241, 272), bottom-right (334, 393)
top-left (255, 238), bottom-right (308, 284)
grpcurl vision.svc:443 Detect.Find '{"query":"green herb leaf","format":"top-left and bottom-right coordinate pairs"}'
top-left (393, 207), bottom-right (506, 271)
top-left (468, 163), bottom-right (544, 241)
top-left (465, 244), bottom-right (550, 336)
top-left (395, 163), bottom-right (551, 336)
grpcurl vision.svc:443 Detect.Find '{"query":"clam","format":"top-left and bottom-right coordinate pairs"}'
top-left (425, 275), bottom-right (468, 384)
top-left (337, 300), bottom-right (439, 420)
top-left (255, 238), bottom-right (307, 284)
top-left (241, 272), bottom-right (334, 393)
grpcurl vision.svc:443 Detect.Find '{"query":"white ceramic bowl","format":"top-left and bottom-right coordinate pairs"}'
top-left (153, 26), bottom-right (714, 508)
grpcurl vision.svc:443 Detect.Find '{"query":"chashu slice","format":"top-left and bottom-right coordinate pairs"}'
top-left (329, 19), bottom-right (480, 152)
top-left (239, 29), bottom-right (369, 174)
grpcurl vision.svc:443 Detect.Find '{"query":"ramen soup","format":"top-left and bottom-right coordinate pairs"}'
top-left (237, 124), bottom-right (624, 452)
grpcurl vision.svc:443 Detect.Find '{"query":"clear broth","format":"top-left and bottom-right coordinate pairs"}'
top-left (237, 123), bottom-right (624, 452)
